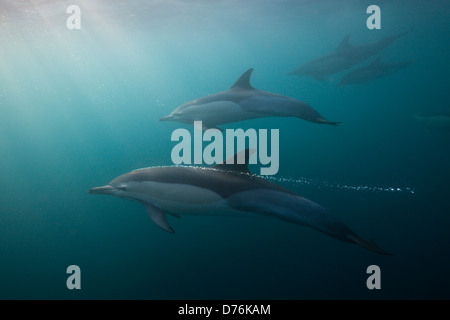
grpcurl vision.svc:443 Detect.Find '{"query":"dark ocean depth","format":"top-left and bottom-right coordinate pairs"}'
top-left (0, 0), bottom-right (449, 299)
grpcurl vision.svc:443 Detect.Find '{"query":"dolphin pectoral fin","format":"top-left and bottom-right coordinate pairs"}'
top-left (168, 213), bottom-right (182, 219)
top-left (145, 204), bottom-right (175, 233)
top-left (319, 120), bottom-right (341, 126)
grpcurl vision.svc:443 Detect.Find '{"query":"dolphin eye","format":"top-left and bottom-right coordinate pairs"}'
top-left (120, 186), bottom-right (127, 191)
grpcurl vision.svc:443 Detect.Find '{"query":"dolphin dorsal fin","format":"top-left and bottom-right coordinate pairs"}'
top-left (230, 68), bottom-right (254, 90)
top-left (336, 35), bottom-right (351, 52)
top-left (212, 148), bottom-right (256, 174)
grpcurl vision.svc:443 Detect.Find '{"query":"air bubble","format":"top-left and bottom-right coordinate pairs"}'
top-left (266, 176), bottom-right (415, 194)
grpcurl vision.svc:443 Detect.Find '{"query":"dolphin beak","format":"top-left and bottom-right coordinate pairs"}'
top-left (160, 115), bottom-right (173, 121)
top-left (88, 185), bottom-right (116, 195)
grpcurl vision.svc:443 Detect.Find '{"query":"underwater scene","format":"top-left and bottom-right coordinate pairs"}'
top-left (0, 0), bottom-right (449, 300)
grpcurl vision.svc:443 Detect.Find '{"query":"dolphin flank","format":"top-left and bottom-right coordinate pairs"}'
top-left (288, 32), bottom-right (409, 80)
top-left (160, 68), bottom-right (340, 130)
top-left (89, 150), bottom-right (390, 255)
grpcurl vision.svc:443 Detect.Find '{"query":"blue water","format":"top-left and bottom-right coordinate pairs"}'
top-left (0, 0), bottom-right (449, 299)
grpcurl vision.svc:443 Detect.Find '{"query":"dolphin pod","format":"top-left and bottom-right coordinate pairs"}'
top-left (89, 33), bottom-right (405, 254)
top-left (160, 68), bottom-right (340, 130)
top-left (89, 150), bottom-right (391, 255)
top-left (288, 32), bottom-right (409, 81)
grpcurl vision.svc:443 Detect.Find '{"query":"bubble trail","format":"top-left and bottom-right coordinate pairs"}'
top-left (265, 176), bottom-right (415, 194)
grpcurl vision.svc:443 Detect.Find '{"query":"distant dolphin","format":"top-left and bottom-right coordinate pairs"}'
top-left (288, 32), bottom-right (409, 80)
top-left (160, 69), bottom-right (340, 130)
top-left (337, 57), bottom-right (415, 86)
top-left (89, 150), bottom-right (390, 255)
top-left (413, 110), bottom-right (450, 130)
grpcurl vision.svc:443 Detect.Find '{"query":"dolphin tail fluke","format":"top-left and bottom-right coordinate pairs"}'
top-left (324, 121), bottom-right (341, 126)
top-left (316, 118), bottom-right (341, 126)
top-left (348, 234), bottom-right (392, 255)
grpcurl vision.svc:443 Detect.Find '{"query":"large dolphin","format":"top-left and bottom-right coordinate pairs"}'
top-left (160, 68), bottom-right (340, 130)
top-left (89, 150), bottom-right (390, 255)
top-left (337, 57), bottom-right (415, 86)
top-left (288, 32), bottom-right (409, 80)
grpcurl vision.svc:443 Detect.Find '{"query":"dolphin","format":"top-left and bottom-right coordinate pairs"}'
top-left (288, 32), bottom-right (409, 80)
top-left (337, 57), bottom-right (415, 86)
top-left (413, 110), bottom-right (450, 130)
top-left (88, 150), bottom-right (390, 255)
top-left (160, 68), bottom-right (340, 130)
